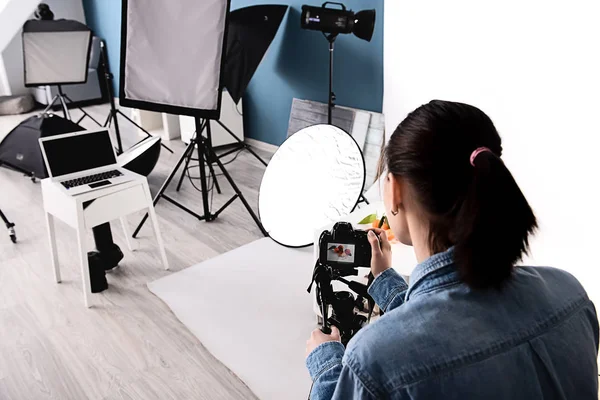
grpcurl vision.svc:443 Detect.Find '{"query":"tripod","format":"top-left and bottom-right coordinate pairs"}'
top-left (41, 85), bottom-right (102, 127)
top-left (99, 40), bottom-right (173, 155)
top-left (42, 85), bottom-right (70, 120)
top-left (174, 119), bottom-right (268, 192)
top-left (0, 208), bottom-right (16, 243)
top-left (308, 261), bottom-right (372, 344)
top-left (132, 117), bottom-right (267, 238)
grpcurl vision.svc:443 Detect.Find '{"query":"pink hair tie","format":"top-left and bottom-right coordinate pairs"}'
top-left (470, 147), bottom-right (492, 166)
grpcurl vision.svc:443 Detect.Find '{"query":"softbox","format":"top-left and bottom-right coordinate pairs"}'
top-left (0, 114), bottom-right (84, 178)
top-left (224, 5), bottom-right (288, 104)
top-left (23, 19), bottom-right (92, 87)
top-left (118, 136), bottom-right (161, 177)
top-left (120, 0), bottom-right (230, 118)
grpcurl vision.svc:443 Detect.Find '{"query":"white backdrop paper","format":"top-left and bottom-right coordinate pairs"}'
top-left (384, 0), bottom-right (600, 304)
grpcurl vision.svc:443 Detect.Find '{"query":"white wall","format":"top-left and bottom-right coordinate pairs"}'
top-left (384, 1), bottom-right (600, 303)
top-left (0, 0), bottom-right (86, 95)
top-left (0, 0), bottom-right (39, 94)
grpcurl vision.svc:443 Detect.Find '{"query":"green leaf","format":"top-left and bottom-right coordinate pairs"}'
top-left (358, 213), bottom-right (377, 225)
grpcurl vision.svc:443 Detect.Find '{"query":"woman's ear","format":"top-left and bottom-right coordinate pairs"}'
top-left (388, 172), bottom-right (403, 212)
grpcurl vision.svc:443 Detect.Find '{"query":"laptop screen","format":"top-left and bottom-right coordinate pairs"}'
top-left (42, 130), bottom-right (117, 177)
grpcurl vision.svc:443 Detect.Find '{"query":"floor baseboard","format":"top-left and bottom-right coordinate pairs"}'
top-left (245, 137), bottom-right (279, 153)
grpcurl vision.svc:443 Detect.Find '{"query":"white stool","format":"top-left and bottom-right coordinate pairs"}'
top-left (41, 174), bottom-right (169, 308)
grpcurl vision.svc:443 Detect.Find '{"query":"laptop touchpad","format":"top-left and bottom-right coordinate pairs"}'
top-left (89, 180), bottom-right (111, 188)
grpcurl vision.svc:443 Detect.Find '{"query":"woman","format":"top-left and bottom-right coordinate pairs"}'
top-left (305, 100), bottom-right (599, 399)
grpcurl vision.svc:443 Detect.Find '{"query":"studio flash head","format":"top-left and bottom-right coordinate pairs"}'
top-left (300, 2), bottom-right (376, 41)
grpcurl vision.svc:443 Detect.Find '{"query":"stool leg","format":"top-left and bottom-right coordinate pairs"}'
top-left (76, 217), bottom-right (92, 308)
top-left (120, 217), bottom-right (134, 252)
top-left (143, 182), bottom-right (169, 270)
top-left (45, 212), bottom-right (61, 283)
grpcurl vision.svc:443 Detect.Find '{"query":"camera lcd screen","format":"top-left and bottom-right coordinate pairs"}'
top-left (327, 243), bottom-right (355, 264)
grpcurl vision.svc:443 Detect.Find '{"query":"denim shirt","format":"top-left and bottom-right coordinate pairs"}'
top-left (306, 248), bottom-right (599, 399)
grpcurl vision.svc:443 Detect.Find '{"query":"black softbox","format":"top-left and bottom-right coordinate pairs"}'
top-left (223, 5), bottom-right (288, 104)
top-left (0, 114), bottom-right (84, 178)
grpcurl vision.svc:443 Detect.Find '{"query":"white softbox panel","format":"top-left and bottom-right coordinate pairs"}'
top-left (22, 19), bottom-right (92, 87)
top-left (120, 0), bottom-right (229, 118)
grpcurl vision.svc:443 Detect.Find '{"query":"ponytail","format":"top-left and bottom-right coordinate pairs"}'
top-left (386, 100), bottom-right (537, 290)
top-left (454, 151), bottom-right (537, 289)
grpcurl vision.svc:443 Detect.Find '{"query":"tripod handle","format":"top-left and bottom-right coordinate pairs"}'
top-left (320, 326), bottom-right (332, 334)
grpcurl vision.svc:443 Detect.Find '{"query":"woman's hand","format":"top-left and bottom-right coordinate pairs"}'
top-left (306, 326), bottom-right (341, 358)
top-left (367, 228), bottom-right (392, 278)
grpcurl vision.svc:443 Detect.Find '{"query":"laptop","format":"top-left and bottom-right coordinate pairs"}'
top-left (39, 129), bottom-right (136, 195)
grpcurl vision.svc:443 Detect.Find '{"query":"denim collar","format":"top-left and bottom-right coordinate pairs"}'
top-left (404, 247), bottom-right (461, 301)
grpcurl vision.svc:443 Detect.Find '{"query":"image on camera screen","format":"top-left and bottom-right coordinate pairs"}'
top-left (327, 243), bottom-right (355, 263)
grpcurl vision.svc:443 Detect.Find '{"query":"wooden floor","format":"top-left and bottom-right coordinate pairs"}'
top-left (0, 104), bottom-right (271, 399)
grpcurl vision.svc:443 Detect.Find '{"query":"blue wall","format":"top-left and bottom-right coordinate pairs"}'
top-left (82, 0), bottom-right (122, 95)
top-left (82, 0), bottom-right (383, 146)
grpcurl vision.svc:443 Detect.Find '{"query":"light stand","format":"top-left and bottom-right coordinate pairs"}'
top-left (99, 40), bottom-right (173, 155)
top-left (301, 2), bottom-right (376, 124)
top-left (326, 33), bottom-right (338, 125)
top-left (132, 117), bottom-right (267, 238)
top-left (324, 32), bottom-right (372, 206)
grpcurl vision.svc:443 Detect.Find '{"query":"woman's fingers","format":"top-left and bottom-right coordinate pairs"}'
top-left (366, 228), bottom-right (391, 251)
top-left (366, 227), bottom-right (387, 236)
top-left (367, 230), bottom-right (382, 255)
top-left (378, 229), bottom-right (392, 251)
top-left (330, 325), bottom-right (341, 341)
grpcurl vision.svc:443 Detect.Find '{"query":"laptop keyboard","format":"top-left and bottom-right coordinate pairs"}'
top-left (61, 170), bottom-right (123, 189)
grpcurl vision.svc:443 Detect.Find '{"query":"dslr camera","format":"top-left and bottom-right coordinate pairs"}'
top-left (308, 222), bottom-right (374, 344)
top-left (318, 222), bottom-right (371, 270)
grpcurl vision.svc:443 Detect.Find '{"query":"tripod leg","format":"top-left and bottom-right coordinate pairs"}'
top-left (64, 94), bottom-right (103, 127)
top-left (43, 95), bottom-right (60, 114)
top-left (111, 110), bottom-right (124, 154)
top-left (104, 112), bottom-right (112, 128)
top-left (204, 148), bottom-right (221, 194)
top-left (216, 120), bottom-right (268, 167)
top-left (57, 86), bottom-right (72, 120)
top-left (196, 121), bottom-right (212, 219)
top-left (205, 141), bottom-right (267, 236)
top-left (132, 140), bottom-right (196, 237)
top-left (205, 121), bottom-right (221, 194)
top-left (0, 209), bottom-right (10, 225)
top-left (116, 110), bottom-right (174, 154)
top-left (176, 121), bottom-right (207, 192)
top-left (175, 144), bottom-right (194, 191)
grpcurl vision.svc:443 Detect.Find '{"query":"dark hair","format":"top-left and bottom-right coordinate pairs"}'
top-left (385, 100), bottom-right (537, 289)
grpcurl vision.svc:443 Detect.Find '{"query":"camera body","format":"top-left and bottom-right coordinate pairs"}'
top-left (318, 222), bottom-right (371, 270)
